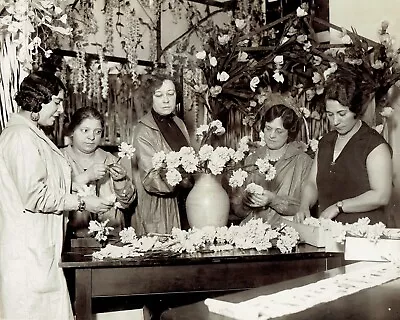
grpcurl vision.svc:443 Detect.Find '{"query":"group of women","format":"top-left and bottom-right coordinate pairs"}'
top-left (0, 61), bottom-right (393, 319)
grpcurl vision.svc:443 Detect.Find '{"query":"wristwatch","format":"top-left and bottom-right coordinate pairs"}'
top-left (336, 201), bottom-right (344, 214)
top-left (77, 196), bottom-right (86, 211)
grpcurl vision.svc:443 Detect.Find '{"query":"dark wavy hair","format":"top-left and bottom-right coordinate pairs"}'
top-left (261, 104), bottom-right (300, 142)
top-left (14, 70), bottom-right (65, 113)
top-left (324, 76), bottom-right (365, 117)
top-left (65, 107), bottom-right (105, 136)
top-left (136, 73), bottom-right (179, 111)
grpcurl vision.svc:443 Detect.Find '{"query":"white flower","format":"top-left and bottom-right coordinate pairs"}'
top-left (165, 151), bottom-right (181, 169)
top-left (198, 144), bottom-right (214, 161)
top-left (58, 13), bottom-right (68, 24)
top-left (44, 49), bottom-right (53, 58)
top-left (193, 84), bottom-right (208, 93)
top-left (372, 60), bottom-right (385, 69)
top-left (210, 120), bottom-right (223, 130)
top-left (380, 107), bottom-right (394, 118)
top-left (235, 19), bottom-right (246, 30)
top-left (250, 76), bottom-right (260, 92)
top-left (273, 72), bottom-right (284, 83)
top-left (88, 219), bottom-right (114, 243)
top-left (118, 142), bottom-right (135, 159)
top-left (309, 138), bottom-right (319, 152)
top-left (166, 168), bottom-right (182, 187)
top-left (323, 62), bottom-right (338, 80)
top-left (209, 86), bottom-right (222, 97)
top-left (209, 55), bottom-right (217, 67)
top-left (255, 158), bottom-right (272, 174)
top-left (217, 71), bottom-right (230, 82)
top-left (265, 166), bottom-right (277, 181)
top-left (229, 169), bottom-right (248, 188)
top-left (296, 6), bottom-right (308, 17)
top-left (280, 37), bottom-right (290, 45)
top-left (218, 34), bottom-right (230, 45)
top-left (237, 51), bottom-right (248, 62)
top-left (303, 41), bottom-right (312, 51)
top-left (196, 124), bottom-right (209, 137)
top-left (312, 55), bottom-right (322, 66)
top-left (340, 34), bottom-right (352, 45)
top-left (312, 72), bottom-right (322, 84)
top-left (273, 55), bottom-right (284, 65)
top-left (245, 183), bottom-right (264, 195)
top-left (54, 6), bottom-right (63, 15)
top-left (300, 107), bottom-right (311, 118)
top-left (296, 35), bottom-right (307, 43)
top-left (152, 151), bottom-right (166, 170)
top-left (196, 51), bottom-right (206, 60)
top-left (119, 227), bottom-right (137, 244)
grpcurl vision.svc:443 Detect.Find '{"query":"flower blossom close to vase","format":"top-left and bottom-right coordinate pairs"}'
top-left (152, 122), bottom-right (277, 188)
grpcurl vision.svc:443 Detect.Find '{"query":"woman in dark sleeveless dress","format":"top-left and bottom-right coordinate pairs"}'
top-left (295, 78), bottom-right (392, 224)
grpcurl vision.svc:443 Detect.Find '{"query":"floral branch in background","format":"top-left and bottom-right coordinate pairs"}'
top-left (181, 3), bottom-right (400, 148)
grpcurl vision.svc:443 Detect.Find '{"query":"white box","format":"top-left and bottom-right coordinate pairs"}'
top-left (93, 309), bottom-right (144, 320)
top-left (344, 236), bottom-right (400, 262)
top-left (324, 229), bottom-right (345, 253)
top-left (283, 220), bottom-right (325, 247)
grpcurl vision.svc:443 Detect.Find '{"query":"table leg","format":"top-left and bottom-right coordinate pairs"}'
top-left (75, 269), bottom-right (92, 320)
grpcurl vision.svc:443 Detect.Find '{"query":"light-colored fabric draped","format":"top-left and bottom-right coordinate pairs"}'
top-left (0, 114), bottom-right (73, 320)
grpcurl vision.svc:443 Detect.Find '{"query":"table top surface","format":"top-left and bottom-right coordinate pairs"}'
top-left (60, 244), bottom-right (341, 268)
top-left (161, 261), bottom-right (400, 320)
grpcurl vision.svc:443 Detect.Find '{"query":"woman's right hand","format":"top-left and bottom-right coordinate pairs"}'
top-left (83, 195), bottom-right (114, 214)
top-left (294, 207), bottom-right (311, 223)
top-left (85, 163), bottom-right (107, 182)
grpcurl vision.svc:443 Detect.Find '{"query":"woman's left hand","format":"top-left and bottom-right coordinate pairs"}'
top-left (244, 190), bottom-right (274, 208)
top-left (108, 163), bottom-right (127, 181)
top-left (319, 204), bottom-right (339, 220)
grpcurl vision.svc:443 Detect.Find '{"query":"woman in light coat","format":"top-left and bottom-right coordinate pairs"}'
top-left (0, 68), bottom-right (111, 320)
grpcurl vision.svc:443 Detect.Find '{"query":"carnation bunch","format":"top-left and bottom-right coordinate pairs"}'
top-left (152, 122), bottom-right (277, 188)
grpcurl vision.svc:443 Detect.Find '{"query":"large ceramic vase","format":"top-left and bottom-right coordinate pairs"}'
top-left (185, 173), bottom-right (230, 228)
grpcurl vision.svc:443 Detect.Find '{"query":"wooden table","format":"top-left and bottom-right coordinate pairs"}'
top-left (60, 244), bottom-right (345, 320)
top-left (161, 261), bottom-right (400, 320)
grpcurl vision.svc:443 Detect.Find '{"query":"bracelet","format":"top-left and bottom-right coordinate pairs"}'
top-left (77, 196), bottom-right (86, 211)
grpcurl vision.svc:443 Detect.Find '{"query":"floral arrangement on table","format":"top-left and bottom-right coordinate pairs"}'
top-left (302, 217), bottom-right (400, 244)
top-left (182, 3), bottom-right (400, 146)
top-left (90, 218), bottom-right (300, 260)
top-left (151, 120), bottom-right (276, 189)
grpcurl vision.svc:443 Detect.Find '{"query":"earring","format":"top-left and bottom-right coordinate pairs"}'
top-left (30, 112), bottom-right (40, 122)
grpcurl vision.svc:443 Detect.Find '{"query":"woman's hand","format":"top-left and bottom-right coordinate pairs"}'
top-left (319, 204), bottom-right (339, 220)
top-left (243, 190), bottom-right (274, 208)
top-left (85, 163), bottom-right (107, 182)
top-left (294, 207), bottom-right (311, 223)
top-left (83, 195), bottom-right (114, 214)
top-left (108, 163), bottom-right (127, 181)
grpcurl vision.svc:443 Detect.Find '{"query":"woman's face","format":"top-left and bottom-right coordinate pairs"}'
top-left (263, 117), bottom-right (289, 150)
top-left (326, 99), bottom-right (358, 135)
top-left (38, 91), bottom-right (64, 127)
top-left (71, 117), bottom-right (103, 154)
top-left (152, 80), bottom-right (176, 116)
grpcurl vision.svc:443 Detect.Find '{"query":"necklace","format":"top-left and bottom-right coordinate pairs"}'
top-left (266, 144), bottom-right (288, 162)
